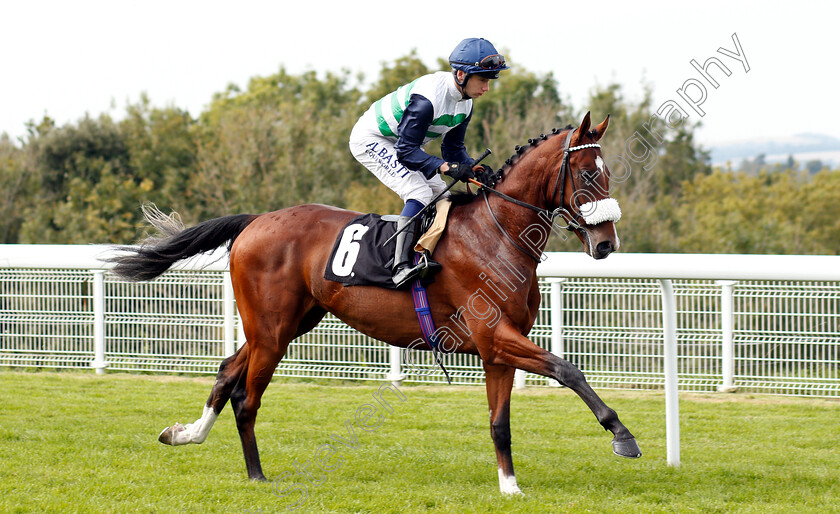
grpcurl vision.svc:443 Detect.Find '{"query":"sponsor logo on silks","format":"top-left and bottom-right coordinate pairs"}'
top-left (365, 142), bottom-right (410, 178)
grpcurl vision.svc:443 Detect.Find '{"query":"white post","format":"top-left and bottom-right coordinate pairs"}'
top-left (514, 369), bottom-right (526, 389)
top-left (89, 270), bottom-right (108, 375)
top-left (716, 280), bottom-right (738, 392)
top-left (223, 271), bottom-right (236, 357)
top-left (548, 278), bottom-right (566, 387)
top-left (386, 346), bottom-right (404, 386)
top-left (659, 279), bottom-right (680, 467)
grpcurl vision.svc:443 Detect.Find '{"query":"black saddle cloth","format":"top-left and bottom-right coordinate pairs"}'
top-left (323, 209), bottom-right (436, 289)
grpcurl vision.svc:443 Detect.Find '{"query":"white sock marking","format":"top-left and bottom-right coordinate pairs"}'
top-left (498, 468), bottom-right (523, 495)
top-left (166, 404), bottom-right (218, 445)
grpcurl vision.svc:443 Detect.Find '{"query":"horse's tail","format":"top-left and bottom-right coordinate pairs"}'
top-left (106, 203), bottom-right (259, 282)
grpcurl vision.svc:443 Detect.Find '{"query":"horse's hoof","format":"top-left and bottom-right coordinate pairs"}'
top-left (612, 437), bottom-right (642, 458)
top-left (158, 426), bottom-right (174, 445)
top-left (158, 423), bottom-right (184, 445)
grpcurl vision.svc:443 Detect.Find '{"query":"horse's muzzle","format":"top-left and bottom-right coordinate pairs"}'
top-left (593, 240), bottom-right (615, 259)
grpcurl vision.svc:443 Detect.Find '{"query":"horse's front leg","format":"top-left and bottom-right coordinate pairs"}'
top-left (483, 362), bottom-right (522, 495)
top-left (484, 324), bottom-right (641, 458)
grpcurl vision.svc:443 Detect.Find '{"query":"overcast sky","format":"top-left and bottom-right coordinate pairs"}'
top-left (2, 0), bottom-right (837, 147)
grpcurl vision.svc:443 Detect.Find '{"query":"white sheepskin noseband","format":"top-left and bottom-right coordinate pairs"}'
top-left (579, 198), bottom-right (622, 225)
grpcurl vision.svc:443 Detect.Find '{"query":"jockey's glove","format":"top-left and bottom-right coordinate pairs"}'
top-left (473, 164), bottom-right (494, 185)
top-left (444, 162), bottom-right (475, 183)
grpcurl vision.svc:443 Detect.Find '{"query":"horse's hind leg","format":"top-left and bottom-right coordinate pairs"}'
top-left (229, 351), bottom-right (275, 480)
top-left (483, 362), bottom-right (522, 495)
top-left (158, 345), bottom-right (250, 446)
top-left (230, 305), bottom-right (327, 481)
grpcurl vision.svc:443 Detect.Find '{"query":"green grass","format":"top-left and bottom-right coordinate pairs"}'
top-left (0, 370), bottom-right (838, 513)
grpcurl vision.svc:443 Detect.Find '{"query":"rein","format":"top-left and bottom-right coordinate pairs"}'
top-left (480, 128), bottom-right (600, 262)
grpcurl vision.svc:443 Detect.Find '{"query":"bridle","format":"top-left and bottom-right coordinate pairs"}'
top-left (480, 128), bottom-right (602, 262)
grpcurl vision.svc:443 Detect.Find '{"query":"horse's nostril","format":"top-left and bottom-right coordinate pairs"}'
top-left (596, 241), bottom-right (614, 257)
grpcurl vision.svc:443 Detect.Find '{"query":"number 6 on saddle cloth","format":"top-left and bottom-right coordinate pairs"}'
top-left (324, 204), bottom-right (443, 289)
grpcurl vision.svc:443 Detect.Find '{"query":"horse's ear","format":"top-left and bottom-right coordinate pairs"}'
top-left (591, 114), bottom-right (610, 142)
top-left (573, 111), bottom-right (592, 145)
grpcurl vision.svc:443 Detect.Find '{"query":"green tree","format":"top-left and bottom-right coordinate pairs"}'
top-left (363, 50), bottom-right (432, 106)
top-left (672, 169), bottom-right (840, 255)
top-left (795, 169), bottom-right (840, 254)
top-left (467, 67), bottom-right (572, 169)
top-left (15, 113), bottom-right (164, 243)
top-left (186, 68), bottom-right (363, 221)
top-left (0, 134), bottom-right (32, 243)
top-left (119, 95), bottom-right (198, 213)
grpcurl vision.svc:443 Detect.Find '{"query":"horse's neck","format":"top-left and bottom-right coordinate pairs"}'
top-left (449, 187), bottom-right (549, 272)
top-left (444, 141), bottom-right (564, 271)
top-left (497, 139), bottom-right (563, 207)
top-left (485, 152), bottom-right (558, 254)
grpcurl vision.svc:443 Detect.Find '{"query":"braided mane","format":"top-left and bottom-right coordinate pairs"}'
top-left (495, 124), bottom-right (575, 184)
top-left (449, 123), bottom-right (604, 205)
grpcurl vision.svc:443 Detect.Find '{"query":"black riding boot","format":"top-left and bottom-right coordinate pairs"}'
top-left (392, 215), bottom-right (441, 288)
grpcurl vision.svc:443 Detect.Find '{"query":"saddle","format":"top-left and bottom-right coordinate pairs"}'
top-left (323, 199), bottom-right (452, 289)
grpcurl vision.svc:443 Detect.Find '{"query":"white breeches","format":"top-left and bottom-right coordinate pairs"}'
top-left (349, 128), bottom-right (449, 206)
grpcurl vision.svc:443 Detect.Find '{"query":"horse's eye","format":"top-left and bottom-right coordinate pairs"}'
top-left (580, 170), bottom-right (597, 184)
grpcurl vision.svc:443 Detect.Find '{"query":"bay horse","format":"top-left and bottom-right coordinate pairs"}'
top-left (109, 111), bottom-right (640, 495)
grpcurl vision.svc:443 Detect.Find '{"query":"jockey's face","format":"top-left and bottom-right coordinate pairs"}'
top-left (466, 75), bottom-right (491, 99)
top-left (456, 70), bottom-right (492, 99)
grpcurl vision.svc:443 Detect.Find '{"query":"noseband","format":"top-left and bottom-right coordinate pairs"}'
top-left (480, 128), bottom-right (618, 262)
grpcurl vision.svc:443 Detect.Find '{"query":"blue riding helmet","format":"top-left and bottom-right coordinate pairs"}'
top-left (449, 38), bottom-right (510, 79)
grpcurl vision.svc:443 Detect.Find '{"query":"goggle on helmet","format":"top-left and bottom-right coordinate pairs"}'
top-left (448, 37), bottom-right (510, 79)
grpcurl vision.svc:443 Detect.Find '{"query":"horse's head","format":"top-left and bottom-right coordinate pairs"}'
top-left (551, 112), bottom-right (621, 259)
top-left (485, 112), bottom-right (621, 262)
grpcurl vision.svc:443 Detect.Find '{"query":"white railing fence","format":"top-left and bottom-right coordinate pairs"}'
top-left (2, 246), bottom-right (838, 398)
top-left (4, 245), bottom-right (840, 467)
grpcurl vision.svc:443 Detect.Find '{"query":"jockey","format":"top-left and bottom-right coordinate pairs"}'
top-left (349, 37), bottom-right (510, 288)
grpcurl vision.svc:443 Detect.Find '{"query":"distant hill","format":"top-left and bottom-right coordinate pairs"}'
top-left (709, 133), bottom-right (840, 167)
